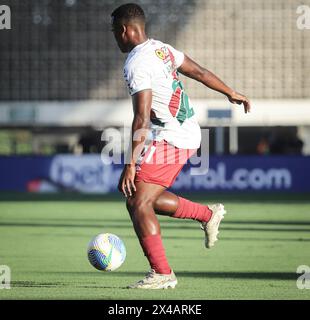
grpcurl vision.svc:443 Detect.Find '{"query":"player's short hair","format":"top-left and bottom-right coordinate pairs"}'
top-left (111, 3), bottom-right (145, 26)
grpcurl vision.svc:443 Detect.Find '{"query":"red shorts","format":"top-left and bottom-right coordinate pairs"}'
top-left (135, 140), bottom-right (197, 188)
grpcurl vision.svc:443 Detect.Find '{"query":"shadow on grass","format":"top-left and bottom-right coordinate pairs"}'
top-left (1, 221), bottom-right (310, 233)
top-left (176, 271), bottom-right (298, 280)
top-left (10, 281), bottom-right (66, 288)
top-left (28, 217), bottom-right (310, 227)
top-left (10, 280), bottom-right (124, 290)
top-left (38, 271), bottom-right (298, 281)
top-left (1, 192), bottom-right (310, 203)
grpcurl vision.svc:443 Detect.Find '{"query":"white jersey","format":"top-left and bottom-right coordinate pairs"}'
top-left (123, 39), bottom-right (201, 149)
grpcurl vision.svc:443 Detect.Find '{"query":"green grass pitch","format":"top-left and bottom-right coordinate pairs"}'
top-left (0, 193), bottom-right (310, 300)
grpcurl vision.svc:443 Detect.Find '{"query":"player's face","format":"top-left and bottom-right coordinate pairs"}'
top-left (111, 22), bottom-right (129, 53)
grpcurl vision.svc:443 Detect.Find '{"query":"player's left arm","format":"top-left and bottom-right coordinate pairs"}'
top-left (178, 55), bottom-right (251, 113)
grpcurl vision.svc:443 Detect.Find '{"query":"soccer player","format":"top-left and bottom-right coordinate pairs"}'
top-left (111, 3), bottom-right (250, 289)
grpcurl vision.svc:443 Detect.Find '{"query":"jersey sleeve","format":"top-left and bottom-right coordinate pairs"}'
top-left (124, 64), bottom-right (152, 96)
top-left (166, 44), bottom-right (185, 68)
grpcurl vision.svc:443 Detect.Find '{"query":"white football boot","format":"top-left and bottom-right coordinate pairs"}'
top-left (200, 203), bottom-right (226, 248)
top-left (127, 269), bottom-right (177, 289)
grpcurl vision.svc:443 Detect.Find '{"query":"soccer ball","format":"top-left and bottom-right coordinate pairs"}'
top-left (87, 233), bottom-right (126, 272)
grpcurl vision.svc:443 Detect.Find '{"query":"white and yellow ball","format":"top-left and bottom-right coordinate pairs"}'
top-left (87, 233), bottom-right (126, 272)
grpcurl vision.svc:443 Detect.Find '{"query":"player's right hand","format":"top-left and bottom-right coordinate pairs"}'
top-left (118, 164), bottom-right (137, 198)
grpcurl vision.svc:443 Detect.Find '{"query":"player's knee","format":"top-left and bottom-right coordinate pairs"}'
top-left (126, 197), bottom-right (153, 216)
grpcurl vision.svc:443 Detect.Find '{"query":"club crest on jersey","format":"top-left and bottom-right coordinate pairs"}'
top-left (155, 48), bottom-right (166, 60)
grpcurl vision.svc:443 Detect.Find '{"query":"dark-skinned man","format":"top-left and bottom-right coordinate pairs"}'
top-left (111, 3), bottom-right (251, 289)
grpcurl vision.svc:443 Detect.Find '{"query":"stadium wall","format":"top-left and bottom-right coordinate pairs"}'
top-left (1, 99), bottom-right (310, 127)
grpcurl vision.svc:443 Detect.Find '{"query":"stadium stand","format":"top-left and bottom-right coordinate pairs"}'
top-left (1, 0), bottom-right (309, 101)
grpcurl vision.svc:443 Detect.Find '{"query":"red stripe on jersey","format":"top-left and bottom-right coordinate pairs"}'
top-left (167, 46), bottom-right (181, 117)
top-left (167, 48), bottom-right (178, 80)
top-left (168, 87), bottom-right (182, 117)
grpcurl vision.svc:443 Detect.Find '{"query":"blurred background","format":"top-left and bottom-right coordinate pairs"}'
top-left (0, 0), bottom-right (310, 193)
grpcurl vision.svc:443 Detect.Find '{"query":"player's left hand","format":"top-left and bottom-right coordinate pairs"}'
top-left (228, 91), bottom-right (251, 114)
top-left (118, 164), bottom-right (137, 198)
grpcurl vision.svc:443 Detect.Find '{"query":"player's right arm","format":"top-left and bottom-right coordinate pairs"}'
top-left (118, 89), bottom-right (152, 198)
top-left (119, 60), bottom-right (153, 197)
top-left (178, 55), bottom-right (251, 114)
